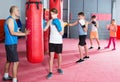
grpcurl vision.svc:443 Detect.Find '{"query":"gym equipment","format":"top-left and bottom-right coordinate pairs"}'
top-left (26, 1), bottom-right (44, 63)
top-left (43, 9), bottom-right (49, 53)
top-left (52, 18), bottom-right (62, 32)
top-left (50, 0), bottom-right (63, 19)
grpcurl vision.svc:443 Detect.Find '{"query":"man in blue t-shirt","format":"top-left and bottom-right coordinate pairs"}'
top-left (3, 6), bottom-right (29, 82)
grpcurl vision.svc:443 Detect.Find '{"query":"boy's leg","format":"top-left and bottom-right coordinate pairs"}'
top-left (57, 53), bottom-right (63, 74)
top-left (105, 37), bottom-right (112, 48)
top-left (89, 38), bottom-right (93, 49)
top-left (112, 37), bottom-right (116, 50)
top-left (49, 52), bottom-right (55, 73)
top-left (83, 45), bottom-right (89, 59)
top-left (47, 52), bottom-right (54, 79)
top-left (12, 62), bottom-right (19, 82)
top-left (78, 45), bottom-right (83, 59)
top-left (89, 32), bottom-right (94, 49)
top-left (76, 45), bottom-right (84, 63)
top-left (58, 54), bottom-right (62, 69)
top-left (96, 38), bottom-right (101, 50)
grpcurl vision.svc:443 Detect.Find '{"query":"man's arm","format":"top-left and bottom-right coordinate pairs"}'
top-left (7, 18), bottom-right (29, 36)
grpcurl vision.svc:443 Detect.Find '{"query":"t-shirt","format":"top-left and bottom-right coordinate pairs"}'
top-left (78, 20), bottom-right (87, 35)
top-left (91, 21), bottom-right (98, 32)
top-left (109, 24), bottom-right (117, 37)
top-left (49, 19), bottom-right (63, 44)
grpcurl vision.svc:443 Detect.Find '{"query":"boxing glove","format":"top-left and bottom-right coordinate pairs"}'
top-left (79, 19), bottom-right (86, 28)
top-left (91, 21), bottom-right (97, 26)
top-left (52, 18), bottom-right (62, 32)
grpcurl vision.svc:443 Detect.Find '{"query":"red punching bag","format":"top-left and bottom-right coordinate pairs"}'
top-left (50, 0), bottom-right (63, 19)
top-left (26, 1), bottom-right (44, 63)
top-left (43, 9), bottom-right (50, 54)
top-left (49, 0), bottom-right (63, 58)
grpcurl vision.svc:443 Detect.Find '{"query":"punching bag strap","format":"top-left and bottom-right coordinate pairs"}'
top-left (26, 1), bottom-right (42, 10)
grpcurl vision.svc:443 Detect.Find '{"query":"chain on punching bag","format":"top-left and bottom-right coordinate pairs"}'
top-left (26, 0), bottom-right (44, 63)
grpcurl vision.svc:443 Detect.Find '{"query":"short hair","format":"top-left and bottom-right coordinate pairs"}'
top-left (78, 12), bottom-right (85, 16)
top-left (112, 19), bottom-right (115, 21)
top-left (91, 15), bottom-right (96, 19)
top-left (9, 6), bottom-right (17, 14)
top-left (50, 8), bottom-right (58, 14)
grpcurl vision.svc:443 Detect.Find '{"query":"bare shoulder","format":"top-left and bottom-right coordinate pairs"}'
top-left (7, 18), bottom-right (14, 24)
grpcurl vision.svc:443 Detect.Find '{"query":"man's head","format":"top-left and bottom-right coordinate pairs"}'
top-left (78, 12), bottom-right (85, 20)
top-left (9, 6), bottom-right (20, 18)
top-left (50, 8), bottom-right (58, 19)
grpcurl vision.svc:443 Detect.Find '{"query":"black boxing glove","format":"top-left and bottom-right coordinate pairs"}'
top-left (91, 21), bottom-right (97, 26)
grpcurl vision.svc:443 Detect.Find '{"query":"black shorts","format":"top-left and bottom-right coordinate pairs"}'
top-left (5, 44), bottom-right (19, 62)
top-left (79, 35), bottom-right (87, 46)
top-left (49, 43), bottom-right (63, 54)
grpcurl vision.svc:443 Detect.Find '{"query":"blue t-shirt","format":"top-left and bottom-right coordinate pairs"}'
top-left (4, 16), bottom-right (18, 45)
top-left (78, 23), bottom-right (87, 35)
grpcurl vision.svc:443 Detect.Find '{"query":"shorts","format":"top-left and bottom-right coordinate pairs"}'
top-left (5, 44), bottom-right (19, 62)
top-left (79, 35), bottom-right (87, 46)
top-left (90, 31), bottom-right (99, 39)
top-left (49, 43), bottom-right (63, 54)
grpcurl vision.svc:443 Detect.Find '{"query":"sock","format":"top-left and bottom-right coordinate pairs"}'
top-left (4, 73), bottom-right (9, 78)
top-left (13, 78), bottom-right (17, 82)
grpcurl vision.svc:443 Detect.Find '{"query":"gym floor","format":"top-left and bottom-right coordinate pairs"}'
top-left (0, 38), bottom-right (120, 82)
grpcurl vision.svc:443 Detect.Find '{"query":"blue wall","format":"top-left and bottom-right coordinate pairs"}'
top-left (69, 0), bottom-right (112, 39)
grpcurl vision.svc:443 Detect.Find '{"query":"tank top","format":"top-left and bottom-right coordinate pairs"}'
top-left (4, 16), bottom-right (18, 45)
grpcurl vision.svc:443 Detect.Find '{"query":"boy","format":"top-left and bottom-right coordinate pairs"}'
top-left (44, 8), bottom-right (64, 79)
top-left (105, 19), bottom-right (117, 50)
top-left (69, 12), bottom-right (89, 63)
top-left (89, 15), bottom-right (101, 50)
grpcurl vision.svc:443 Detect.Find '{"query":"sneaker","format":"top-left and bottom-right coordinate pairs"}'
top-left (47, 72), bottom-right (53, 79)
top-left (57, 69), bottom-right (64, 74)
top-left (76, 59), bottom-right (84, 63)
top-left (89, 47), bottom-right (93, 49)
top-left (3, 76), bottom-right (12, 81)
top-left (98, 47), bottom-right (101, 50)
top-left (83, 56), bottom-right (90, 59)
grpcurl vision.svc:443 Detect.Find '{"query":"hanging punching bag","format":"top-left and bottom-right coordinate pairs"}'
top-left (49, 0), bottom-right (63, 58)
top-left (43, 9), bottom-right (50, 54)
top-left (50, 0), bottom-right (63, 19)
top-left (26, 1), bottom-right (44, 63)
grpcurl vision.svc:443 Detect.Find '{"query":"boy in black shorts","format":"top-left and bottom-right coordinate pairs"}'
top-left (69, 12), bottom-right (89, 63)
top-left (44, 8), bottom-right (64, 79)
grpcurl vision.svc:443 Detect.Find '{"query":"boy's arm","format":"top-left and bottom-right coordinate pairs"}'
top-left (44, 20), bottom-right (50, 31)
top-left (68, 20), bottom-right (78, 27)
